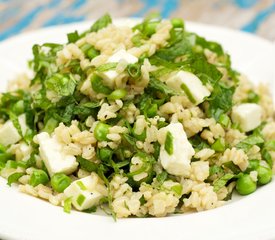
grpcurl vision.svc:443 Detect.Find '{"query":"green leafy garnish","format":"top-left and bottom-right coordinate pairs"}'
top-left (213, 173), bottom-right (235, 192)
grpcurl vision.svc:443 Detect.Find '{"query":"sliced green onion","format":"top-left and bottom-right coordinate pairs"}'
top-left (7, 172), bottom-right (24, 186)
top-left (171, 184), bottom-right (183, 196)
top-left (218, 114), bottom-right (231, 128)
top-left (77, 181), bottom-right (87, 191)
top-left (96, 62), bottom-right (117, 72)
top-left (127, 63), bottom-right (141, 79)
top-left (76, 194), bottom-right (86, 206)
top-left (181, 83), bottom-right (196, 104)
top-left (164, 131), bottom-right (174, 155)
top-left (211, 138), bottom-right (225, 152)
top-left (108, 89), bottom-right (127, 100)
top-left (29, 169), bottom-right (49, 187)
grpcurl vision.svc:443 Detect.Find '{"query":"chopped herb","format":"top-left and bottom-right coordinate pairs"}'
top-left (77, 156), bottom-right (99, 172)
top-left (67, 31), bottom-right (80, 43)
top-left (91, 74), bottom-right (112, 95)
top-left (7, 172), bottom-right (24, 186)
top-left (213, 173), bottom-right (235, 192)
top-left (90, 13), bottom-right (112, 32)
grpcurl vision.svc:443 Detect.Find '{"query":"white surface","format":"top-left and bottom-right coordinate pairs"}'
top-left (0, 19), bottom-right (275, 240)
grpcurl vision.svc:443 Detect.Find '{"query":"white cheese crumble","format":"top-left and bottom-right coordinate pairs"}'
top-left (231, 103), bottom-right (262, 132)
top-left (64, 174), bottom-right (107, 210)
top-left (35, 132), bottom-right (78, 176)
top-left (158, 123), bottom-right (195, 176)
top-left (99, 49), bottom-right (138, 88)
top-left (166, 71), bottom-right (211, 105)
top-left (0, 114), bottom-right (27, 146)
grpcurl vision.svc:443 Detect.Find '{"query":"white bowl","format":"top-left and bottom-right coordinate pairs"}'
top-left (0, 19), bottom-right (274, 240)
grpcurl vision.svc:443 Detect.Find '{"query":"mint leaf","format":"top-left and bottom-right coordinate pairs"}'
top-left (90, 14), bottom-right (112, 32)
top-left (213, 173), bottom-right (235, 192)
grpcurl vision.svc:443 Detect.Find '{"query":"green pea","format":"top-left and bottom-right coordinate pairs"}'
top-left (29, 169), bottom-right (49, 187)
top-left (256, 165), bottom-right (272, 185)
top-left (211, 138), bottom-right (225, 152)
top-left (108, 89), bottom-right (127, 100)
top-left (99, 147), bottom-right (113, 162)
top-left (94, 122), bottom-right (110, 141)
top-left (144, 21), bottom-right (158, 36)
top-left (246, 159), bottom-right (260, 173)
top-left (13, 100), bottom-right (24, 115)
top-left (236, 174), bottom-right (257, 195)
top-left (171, 18), bottom-right (184, 28)
top-left (51, 173), bottom-right (72, 193)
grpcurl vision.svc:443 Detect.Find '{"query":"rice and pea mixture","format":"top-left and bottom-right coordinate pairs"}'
top-left (1, 14), bottom-right (275, 218)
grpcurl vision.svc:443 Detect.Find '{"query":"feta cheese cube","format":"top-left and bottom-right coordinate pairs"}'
top-left (166, 71), bottom-right (211, 105)
top-left (64, 175), bottom-right (105, 210)
top-left (99, 49), bottom-right (138, 88)
top-left (0, 114), bottom-right (27, 146)
top-left (231, 103), bottom-right (262, 132)
top-left (158, 123), bottom-right (195, 176)
top-left (35, 132), bottom-right (78, 176)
